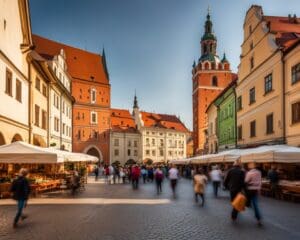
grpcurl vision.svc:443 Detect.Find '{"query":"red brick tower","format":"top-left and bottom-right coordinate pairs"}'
top-left (192, 11), bottom-right (234, 155)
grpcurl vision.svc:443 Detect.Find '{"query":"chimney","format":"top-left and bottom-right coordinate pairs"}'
top-left (293, 14), bottom-right (298, 24)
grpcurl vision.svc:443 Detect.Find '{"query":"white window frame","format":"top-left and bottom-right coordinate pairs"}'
top-left (91, 88), bottom-right (96, 104)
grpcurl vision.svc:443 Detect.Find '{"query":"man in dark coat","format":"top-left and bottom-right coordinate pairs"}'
top-left (224, 159), bottom-right (245, 221)
top-left (11, 168), bottom-right (31, 228)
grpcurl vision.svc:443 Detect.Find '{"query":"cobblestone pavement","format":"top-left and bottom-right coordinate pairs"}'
top-left (1, 177), bottom-right (300, 240)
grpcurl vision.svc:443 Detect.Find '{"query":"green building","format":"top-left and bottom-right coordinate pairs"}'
top-left (214, 79), bottom-right (237, 152)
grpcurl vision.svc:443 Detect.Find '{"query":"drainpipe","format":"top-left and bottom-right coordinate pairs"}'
top-left (28, 61), bottom-right (32, 144)
top-left (234, 88), bottom-right (237, 148)
top-left (281, 51), bottom-right (286, 144)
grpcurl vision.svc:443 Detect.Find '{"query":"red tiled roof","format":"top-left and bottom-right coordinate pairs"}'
top-left (111, 108), bottom-right (137, 132)
top-left (32, 34), bottom-right (109, 84)
top-left (140, 111), bottom-right (189, 132)
top-left (263, 16), bottom-right (300, 51)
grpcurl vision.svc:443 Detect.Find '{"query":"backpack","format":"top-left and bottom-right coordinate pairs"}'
top-left (156, 171), bottom-right (163, 180)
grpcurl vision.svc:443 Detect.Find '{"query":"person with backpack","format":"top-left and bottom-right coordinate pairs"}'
top-left (154, 166), bottom-right (164, 194)
top-left (10, 168), bottom-right (30, 228)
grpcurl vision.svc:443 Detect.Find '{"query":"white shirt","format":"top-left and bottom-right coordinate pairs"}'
top-left (210, 169), bottom-right (222, 182)
top-left (168, 168), bottom-right (179, 180)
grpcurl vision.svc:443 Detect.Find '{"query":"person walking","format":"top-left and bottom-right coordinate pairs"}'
top-left (245, 162), bottom-right (263, 226)
top-left (193, 168), bottom-right (208, 206)
top-left (168, 164), bottom-right (179, 198)
top-left (108, 165), bottom-right (114, 184)
top-left (131, 165), bottom-right (141, 189)
top-left (154, 167), bottom-right (164, 194)
top-left (267, 165), bottom-right (279, 198)
top-left (148, 167), bottom-right (154, 182)
top-left (224, 159), bottom-right (245, 221)
top-left (94, 165), bottom-right (99, 181)
top-left (141, 167), bottom-right (147, 184)
top-left (210, 165), bottom-right (222, 197)
top-left (10, 168), bottom-right (30, 228)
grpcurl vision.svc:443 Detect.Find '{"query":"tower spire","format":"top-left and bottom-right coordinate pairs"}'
top-left (133, 91), bottom-right (139, 109)
top-left (102, 47), bottom-right (110, 81)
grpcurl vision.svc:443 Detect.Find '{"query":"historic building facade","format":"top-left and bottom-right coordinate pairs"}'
top-left (192, 11), bottom-right (235, 155)
top-left (33, 35), bottom-right (111, 161)
top-left (215, 80), bottom-right (237, 152)
top-left (236, 5), bottom-right (300, 148)
top-left (133, 96), bottom-right (189, 163)
top-left (0, 0), bottom-right (32, 146)
top-left (110, 108), bottom-right (141, 166)
top-left (206, 103), bottom-right (218, 154)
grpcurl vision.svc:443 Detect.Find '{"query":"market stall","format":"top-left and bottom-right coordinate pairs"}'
top-left (0, 141), bottom-right (98, 198)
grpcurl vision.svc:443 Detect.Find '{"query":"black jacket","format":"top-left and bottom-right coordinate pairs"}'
top-left (224, 166), bottom-right (245, 193)
top-left (10, 176), bottom-right (31, 200)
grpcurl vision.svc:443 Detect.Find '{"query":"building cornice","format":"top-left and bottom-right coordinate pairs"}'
top-left (192, 70), bottom-right (231, 80)
top-left (0, 114), bottom-right (29, 130)
top-left (193, 86), bottom-right (224, 95)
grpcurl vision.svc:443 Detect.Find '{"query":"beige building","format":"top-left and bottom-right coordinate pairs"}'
top-left (0, 0), bottom-right (32, 145)
top-left (133, 96), bottom-right (189, 163)
top-left (284, 41), bottom-right (300, 146)
top-left (110, 109), bottom-right (141, 165)
top-left (206, 103), bottom-right (218, 154)
top-left (236, 5), bottom-right (300, 148)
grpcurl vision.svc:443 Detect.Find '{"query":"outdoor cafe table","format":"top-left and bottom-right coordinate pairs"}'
top-left (262, 179), bottom-right (300, 194)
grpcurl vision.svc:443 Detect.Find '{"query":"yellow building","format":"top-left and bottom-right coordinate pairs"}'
top-left (27, 52), bottom-right (50, 147)
top-left (284, 40), bottom-right (300, 146)
top-left (236, 5), bottom-right (300, 148)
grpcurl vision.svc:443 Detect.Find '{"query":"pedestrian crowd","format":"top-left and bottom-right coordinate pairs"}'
top-left (9, 159), bottom-right (280, 229)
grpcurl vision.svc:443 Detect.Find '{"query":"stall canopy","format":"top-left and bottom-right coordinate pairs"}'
top-left (0, 141), bottom-right (98, 164)
top-left (171, 145), bottom-right (300, 165)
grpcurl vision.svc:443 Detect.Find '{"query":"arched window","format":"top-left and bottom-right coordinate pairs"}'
top-left (204, 62), bottom-right (209, 70)
top-left (212, 76), bottom-right (218, 86)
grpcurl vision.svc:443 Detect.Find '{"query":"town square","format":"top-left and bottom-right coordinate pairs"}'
top-left (0, 0), bottom-right (300, 239)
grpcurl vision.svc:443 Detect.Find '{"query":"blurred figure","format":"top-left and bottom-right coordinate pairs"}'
top-left (168, 164), bottom-right (179, 198)
top-left (267, 165), bottom-right (279, 198)
top-left (94, 165), bottom-right (99, 181)
top-left (71, 170), bottom-right (80, 195)
top-left (245, 162), bottom-right (263, 226)
top-left (154, 166), bottom-right (164, 194)
top-left (131, 165), bottom-right (141, 189)
top-left (141, 166), bottom-right (147, 184)
top-left (193, 168), bottom-right (208, 206)
top-left (210, 165), bottom-right (222, 197)
top-left (148, 167), bottom-right (154, 182)
top-left (11, 168), bottom-right (30, 228)
top-left (224, 159), bottom-right (245, 222)
top-left (108, 165), bottom-right (114, 184)
top-left (119, 167), bottom-right (125, 184)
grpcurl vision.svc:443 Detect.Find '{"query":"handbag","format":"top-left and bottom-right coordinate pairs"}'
top-left (232, 192), bottom-right (247, 212)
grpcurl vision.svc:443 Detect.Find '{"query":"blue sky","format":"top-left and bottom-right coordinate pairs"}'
top-left (29, 0), bottom-right (300, 129)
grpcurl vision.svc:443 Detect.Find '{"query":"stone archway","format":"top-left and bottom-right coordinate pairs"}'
top-left (84, 145), bottom-right (103, 162)
top-left (11, 134), bottom-right (23, 143)
top-left (33, 135), bottom-right (46, 147)
top-left (0, 132), bottom-right (6, 146)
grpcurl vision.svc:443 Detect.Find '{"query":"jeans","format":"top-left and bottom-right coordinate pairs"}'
top-left (247, 190), bottom-right (262, 221)
top-left (170, 179), bottom-right (177, 194)
top-left (230, 191), bottom-right (239, 220)
top-left (195, 193), bottom-right (205, 205)
top-left (212, 181), bottom-right (220, 197)
top-left (14, 199), bottom-right (26, 224)
top-left (132, 179), bottom-right (139, 189)
top-left (156, 180), bottom-right (162, 194)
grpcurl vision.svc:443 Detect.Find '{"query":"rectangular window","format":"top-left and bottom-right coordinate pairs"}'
top-left (62, 101), bottom-right (65, 114)
top-left (15, 79), bottom-right (22, 102)
top-left (127, 149), bottom-right (131, 156)
top-left (146, 150), bottom-right (150, 155)
top-left (91, 112), bottom-right (97, 124)
top-left (292, 102), bottom-right (300, 124)
top-left (35, 77), bottom-right (40, 91)
top-left (62, 123), bottom-right (65, 134)
top-left (134, 141), bottom-right (138, 147)
top-left (152, 150), bottom-right (156, 156)
top-left (91, 89), bottom-right (96, 103)
top-left (250, 57), bottom-right (254, 69)
top-left (152, 138), bottom-right (155, 146)
top-left (264, 74), bottom-right (273, 94)
top-left (237, 126), bottom-right (242, 140)
top-left (292, 63), bottom-right (300, 84)
top-left (160, 150), bottom-right (164, 156)
top-left (114, 139), bottom-right (119, 146)
top-left (42, 110), bottom-right (47, 130)
top-left (5, 68), bottom-right (12, 96)
top-left (114, 149), bottom-right (119, 156)
top-left (249, 87), bottom-right (255, 104)
top-left (266, 113), bottom-right (274, 134)
top-left (128, 140), bottom-right (131, 147)
top-left (237, 96), bottom-right (242, 111)
top-left (250, 120), bottom-right (256, 138)
top-left (35, 105), bottom-right (40, 126)
top-left (77, 129), bottom-right (81, 140)
top-left (42, 84), bottom-right (47, 97)
top-left (134, 150), bottom-right (138, 156)
top-left (160, 139), bottom-right (164, 147)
